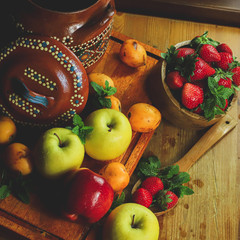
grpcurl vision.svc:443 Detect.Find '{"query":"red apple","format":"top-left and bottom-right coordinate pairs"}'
top-left (62, 168), bottom-right (114, 223)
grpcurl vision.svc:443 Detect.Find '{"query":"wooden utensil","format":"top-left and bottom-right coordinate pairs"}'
top-left (132, 113), bottom-right (237, 216)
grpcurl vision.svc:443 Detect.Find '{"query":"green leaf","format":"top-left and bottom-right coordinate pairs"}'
top-left (0, 185), bottom-right (11, 199)
top-left (91, 81), bottom-right (105, 96)
top-left (71, 125), bottom-right (80, 136)
top-left (215, 96), bottom-right (226, 109)
top-left (171, 172), bottom-right (191, 186)
top-left (66, 114), bottom-right (93, 144)
top-left (190, 31), bottom-right (220, 49)
top-left (78, 126), bottom-right (93, 144)
top-left (73, 114), bottom-right (84, 127)
top-left (161, 52), bottom-right (167, 59)
top-left (159, 165), bottom-right (179, 179)
top-left (137, 156), bottom-right (161, 178)
top-left (91, 81), bottom-right (117, 98)
top-left (104, 81), bottom-right (117, 96)
top-left (172, 185), bottom-right (194, 198)
top-left (98, 97), bottom-right (112, 108)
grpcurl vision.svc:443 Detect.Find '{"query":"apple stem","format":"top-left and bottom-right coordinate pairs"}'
top-left (107, 124), bottom-right (113, 132)
top-left (131, 214), bottom-right (135, 228)
top-left (54, 133), bottom-right (62, 147)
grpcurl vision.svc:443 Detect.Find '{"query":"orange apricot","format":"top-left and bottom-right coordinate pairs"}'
top-left (0, 116), bottom-right (17, 145)
top-left (127, 103), bottom-right (161, 132)
top-left (99, 162), bottom-right (130, 192)
top-left (3, 143), bottom-right (33, 175)
top-left (105, 95), bottom-right (121, 111)
top-left (88, 72), bottom-right (115, 94)
top-left (119, 39), bottom-right (147, 68)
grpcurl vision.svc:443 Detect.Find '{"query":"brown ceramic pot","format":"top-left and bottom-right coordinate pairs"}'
top-left (0, 35), bottom-right (89, 128)
top-left (10, 0), bottom-right (115, 73)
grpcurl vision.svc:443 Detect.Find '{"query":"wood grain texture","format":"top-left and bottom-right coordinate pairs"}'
top-left (115, 0), bottom-right (240, 27)
top-left (113, 12), bottom-right (240, 240)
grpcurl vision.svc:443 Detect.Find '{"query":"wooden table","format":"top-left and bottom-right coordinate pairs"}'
top-left (1, 12), bottom-right (240, 240)
top-left (112, 12), bottom-right (240, 240)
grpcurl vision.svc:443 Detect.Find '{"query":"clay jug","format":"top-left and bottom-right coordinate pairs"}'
top-left (10, 0), bottom-right (116, 73)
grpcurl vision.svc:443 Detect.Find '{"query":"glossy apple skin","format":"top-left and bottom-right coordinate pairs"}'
top-left (84, 109), bottom-right (132, 161)
top-left (63, 168), bottom-right (114, 223)
top-left (103, 203), bottom-right (159, 240)
top-left (33, 128), bottom-right (84, 179)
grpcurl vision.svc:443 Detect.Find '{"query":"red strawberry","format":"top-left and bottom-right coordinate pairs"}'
top-left (177, 48), bottom-right (195, 58)
top-left (231, 66), bottom-right (240, 86)
top-left (132, 188), bottom-right (152, 208)
top-left (199, 44), bottom-right (221, 63)
top-left (166, 71), bottom-right (187, 90)
top-left (190, 57), bottom-right (215, 81)
top-left (155, 190), bottom-right (178, 210)
top-left (141, 176), bottom-right (164, 196)
top-left (165, 191), bottom-right (178, 209)
top-left (216, 52), bottom-right (233, 70)
top-left (216, 43), bottom-right (233, 56)
top-left (218, 77), bottom-right (232, 88)
top-left (182, 83), bottom-right (204, 109)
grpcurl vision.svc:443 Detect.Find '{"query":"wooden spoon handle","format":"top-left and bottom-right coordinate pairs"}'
top-left (175, 114), bottom-right (237, 172)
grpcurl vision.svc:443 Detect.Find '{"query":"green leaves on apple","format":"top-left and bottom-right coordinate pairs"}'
top-left (136, 155), bottom-right (194, 198)
top-left (90, 81), bottom-right (117, 108)
top-left (66, 114), bottom-right (93, 144)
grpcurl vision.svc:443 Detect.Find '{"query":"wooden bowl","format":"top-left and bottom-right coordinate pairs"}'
top-left (148, 40), bottom-right (237, 130)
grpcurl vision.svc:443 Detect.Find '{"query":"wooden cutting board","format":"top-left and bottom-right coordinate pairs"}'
top-left (0, 30), bottom-right (162, 240)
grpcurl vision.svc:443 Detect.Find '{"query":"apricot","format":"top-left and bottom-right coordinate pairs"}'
top-left (127, 103), bottom-right (161, 132)
top-left (99, 162), bottom-right (130, 192)
top-left (0, 116), bottom-right (17, 145)
top-left (88, 72), bottom-right (115, 94)
top-left (119, 39), bottom-right (147, 68)
top-left (3, 143), bottom-right (33, 175)
top-left (105, 95), bottom-right (121, 112)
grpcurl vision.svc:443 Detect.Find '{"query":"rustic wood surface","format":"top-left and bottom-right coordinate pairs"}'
top-left (112, 12), bottom-right (240, 240)
top-left (115, 0), bottom-right (240, 27)
top-left (1, 11), bottom-right (240, 240)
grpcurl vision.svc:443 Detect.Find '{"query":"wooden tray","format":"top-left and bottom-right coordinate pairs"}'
top-left (0, 31), bottom-right (162, 240)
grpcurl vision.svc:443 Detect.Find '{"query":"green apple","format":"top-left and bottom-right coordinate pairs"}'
top-left (84, 109), bottom-right (132, 161)
top-left (33, 128), bottom-right (84, 179)
top-left (102, 203), bottom-right (159, 240)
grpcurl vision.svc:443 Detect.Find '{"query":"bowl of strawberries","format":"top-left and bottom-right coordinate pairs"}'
top-left (150, 31), bottom-right (239, 129)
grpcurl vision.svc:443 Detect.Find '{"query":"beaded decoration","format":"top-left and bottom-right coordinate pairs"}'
top-left (14, 19), bottom-right (113, 70)
top-left (0, 36), bottom-right (87, 127)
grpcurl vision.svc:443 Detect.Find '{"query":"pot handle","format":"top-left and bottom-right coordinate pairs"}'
top-left (12, 78), bottom-right (53, 108)
top-left (86, 0), bottom-right (115, 27)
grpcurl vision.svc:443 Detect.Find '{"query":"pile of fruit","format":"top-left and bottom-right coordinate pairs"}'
top-left (0, 39), bottom-right (165, 240)
top-left (162, 31), bottom-right (240, 120)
